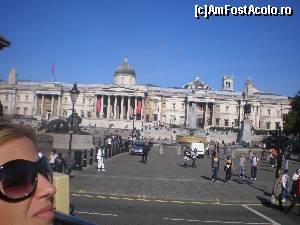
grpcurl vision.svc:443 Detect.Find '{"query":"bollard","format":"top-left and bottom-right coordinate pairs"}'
top-left (159, 144), bottom-right (164, 155)
top-left (95, 147), bottom-right (98, 162)
top-left (177, 145), bottom-right (181, 156)
top-left (83, 149), bottom-right (87, 167)
top-left (89, 148), bottom-right (94, 165)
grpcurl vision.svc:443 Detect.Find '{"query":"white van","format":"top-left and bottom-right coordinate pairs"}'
top-left (190, 142), bottom-right (205, 159)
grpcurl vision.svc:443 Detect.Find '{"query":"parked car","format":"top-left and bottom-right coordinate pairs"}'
top-left (130, 141), bottom-right (144, 155)
top-left (190, 142), bottom-right (205, 159)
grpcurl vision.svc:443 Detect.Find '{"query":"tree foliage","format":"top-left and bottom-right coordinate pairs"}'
top-left (283, 90), bottom-right (300, 135)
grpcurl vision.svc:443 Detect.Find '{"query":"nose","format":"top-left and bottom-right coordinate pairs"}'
top-left (35, 173), bottom-right (57, 199)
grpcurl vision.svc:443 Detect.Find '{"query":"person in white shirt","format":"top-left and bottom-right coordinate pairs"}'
top-left (97, 146), bottom-right (105, 172)
top-left (250, 153), bottom-right (259, 180)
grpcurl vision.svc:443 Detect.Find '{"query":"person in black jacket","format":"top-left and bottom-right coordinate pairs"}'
top-left (142, 142), bottom-right (149, 163)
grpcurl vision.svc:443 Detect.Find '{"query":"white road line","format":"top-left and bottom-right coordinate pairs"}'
top-left (242, 205), bottom-right (280, 225)
top-left (164, 218), bottom-right (269, 224)
top-left (75, 211), bottom-right (117, 217)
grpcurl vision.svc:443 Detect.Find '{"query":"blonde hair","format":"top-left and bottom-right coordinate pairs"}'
top-left (0, 121), bottom-right (36, 146)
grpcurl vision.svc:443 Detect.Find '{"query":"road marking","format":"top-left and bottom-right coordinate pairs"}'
top-left (75, 211), bottom-right (117, 217)
top-left (242, 205), bottom-right (280, 225)
top-left (164, 218), bottom-right (269, 224)
top-left (109, 196), bottom-right (120, 200)
top-left (71, 193), bottom-right (267, 206)
top-left (96, 195), bottom-right (107, 199)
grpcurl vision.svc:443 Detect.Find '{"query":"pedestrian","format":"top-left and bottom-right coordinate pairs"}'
top-left (271, 172), bottom-right (283, 206)
top-left (183, 147), bottom-right (191, 168)
top-left (48, 149), bottom-right (58, 171)
top-left (97, 145), bottom-right (105, 171)
top-left (239, 153), bottom-right (246, 178)
top-left (250, 153), bottom-right (259, 180)
top-left (287, 171), bottom-right (300, 215)
top-left (63, 153), bottom-right (75, 175)
top-left (224, 156), bottom-right (233, 184)
top-left (142, 142), bottom-right (149, 163)
top-left (191, 148), bottom-right (197, 168)
top-left (54, 152), bottom-right (64, 173)
top-left (211, 152), bottom-right (219, 182)
top-left (281, 169), bottom-right (289, 203)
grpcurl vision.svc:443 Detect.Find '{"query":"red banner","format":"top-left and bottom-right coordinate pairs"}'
top-left (96, 96), bottom-right (101, 113)
top-left (137, 100), bottom-right (142, 114)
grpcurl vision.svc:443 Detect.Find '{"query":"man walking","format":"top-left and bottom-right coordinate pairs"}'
top-left (250, 153), bottom-right (259, 180)
top-left (142, 142), bottom-right (149, 163)
top-left (97, 145), bottom-right (105, 171)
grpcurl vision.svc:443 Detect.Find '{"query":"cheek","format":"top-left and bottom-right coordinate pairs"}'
top-left (0, 199), bottom-right (31, 225)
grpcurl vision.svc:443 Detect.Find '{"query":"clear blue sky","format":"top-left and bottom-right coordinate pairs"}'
top-left (0, 0), bottom-right (299, 96)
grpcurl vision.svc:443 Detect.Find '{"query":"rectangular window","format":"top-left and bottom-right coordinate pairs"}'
top-left (226, 106), bottom-right (229, 112)
top-left (16, 107), bottom-right (20, 114)
top-left (277, 110), bottom-right (280, 117)
top-left (224, 119), bottom-right (229, 126)
top-left (5, 94), bottom-right (8, 101)
top-left (275, 122), bottom-right (280, 130)
top-left (182, 103), bottom-right (184, 110)
top-left (216, 105), bottom-right (220, 112)
top-left (266, 122), bottom-right (271, 129)
top-left (24, 107), bottom-right (28, 115)
top-left (81, 110), bottom-right (84, 118)
top-left (89, 98), bottom-right (92, 104)
top-left (268, 109), bottom-right (271, 116)
top-left (153, 114), bottom-right (158, 121)
top-left (173, 103), bottom-right (176, 110)
top-left (146, 115), bottom-right (150, 122)
top-left (234, 119), bottom-right (238, 127)
top-left (17, 95), bottom-right (21, 101)
top-left (87, 111), bottom-right (92, 118)
top-left (64, 97), bottom-right (68, 104)
top-left (82, 98), bottom-right (85, 104)
top-left (216, 118), bottom-right (220, 126)
top-left (4, 106), bottom-right (8, 112)
top-left (25, 95), bottom-right (29, 101)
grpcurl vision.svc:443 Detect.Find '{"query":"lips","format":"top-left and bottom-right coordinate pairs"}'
top-left (34, 205), bottom-right (55, 219)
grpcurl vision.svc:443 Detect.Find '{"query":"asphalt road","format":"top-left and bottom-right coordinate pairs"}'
top-left (69, 144), bottom-right (300, 224)
top-left (71, 194), bottom-right (300, 225)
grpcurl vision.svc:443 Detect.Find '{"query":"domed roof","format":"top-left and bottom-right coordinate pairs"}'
top-left (114, 57), bottom-right (136, 78)
top-left (184, 77), bottom-right (212, 90)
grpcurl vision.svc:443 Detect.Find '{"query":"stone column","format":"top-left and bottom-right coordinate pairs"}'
top-left (134, 96), bottom-right (138, 115)
top-left (114, 96), bottom-right (117, 119)
top-left (127, 96), bottom-right (131, 119)
top-left (34, 94), bottom-right (38, 115)
top-left (107, 95), bottom-right (111, 119)
top-left (100, 95), bottom-right (104, 118)
top-left (140, 97), bottom-right (143, 121)
top-left (120, 96), bottom-right (124, 119)
top-left (51, 95), bottom-right (54, 119)
top-left (41, 95), bottom-right (44, 117)
top-left (256, 106), bottom-right (260, 128)
top-left (204, 102), bottom-right (208, 127)
top-left (211, 103), bottom-right (215, 126)
top-left (57, 96), bottom-right (61, 118)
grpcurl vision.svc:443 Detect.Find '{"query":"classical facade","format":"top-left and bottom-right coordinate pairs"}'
top-left (0, 57), bottom-right (290, 130)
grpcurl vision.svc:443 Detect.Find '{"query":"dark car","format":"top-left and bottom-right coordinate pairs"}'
top-left (130, 141), bottom-right (144, 155)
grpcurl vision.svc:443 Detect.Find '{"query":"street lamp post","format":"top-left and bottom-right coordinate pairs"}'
top-left (68, 83), bottom-right (80, 156)
top-left (184, 94), bottom-right (188, 128)
top-left (130, 114), bottom-right (136, 140)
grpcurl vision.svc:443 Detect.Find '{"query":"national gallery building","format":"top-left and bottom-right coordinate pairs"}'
top-left (0, 57), bottom-right (290, 130)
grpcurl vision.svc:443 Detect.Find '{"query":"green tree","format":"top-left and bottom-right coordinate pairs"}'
top-left (283, 90), bottom-right (300, 135)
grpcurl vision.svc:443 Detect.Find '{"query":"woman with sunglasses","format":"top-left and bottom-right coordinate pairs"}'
top-left (0, 122), bottom-right (56, 225)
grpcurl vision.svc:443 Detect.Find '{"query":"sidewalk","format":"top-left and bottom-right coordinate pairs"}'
top-left (70, 145), bottom-right (300, 204)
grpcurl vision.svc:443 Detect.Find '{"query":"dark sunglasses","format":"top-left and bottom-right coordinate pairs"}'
top-left (0, 155), bottom-right (53, 202)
